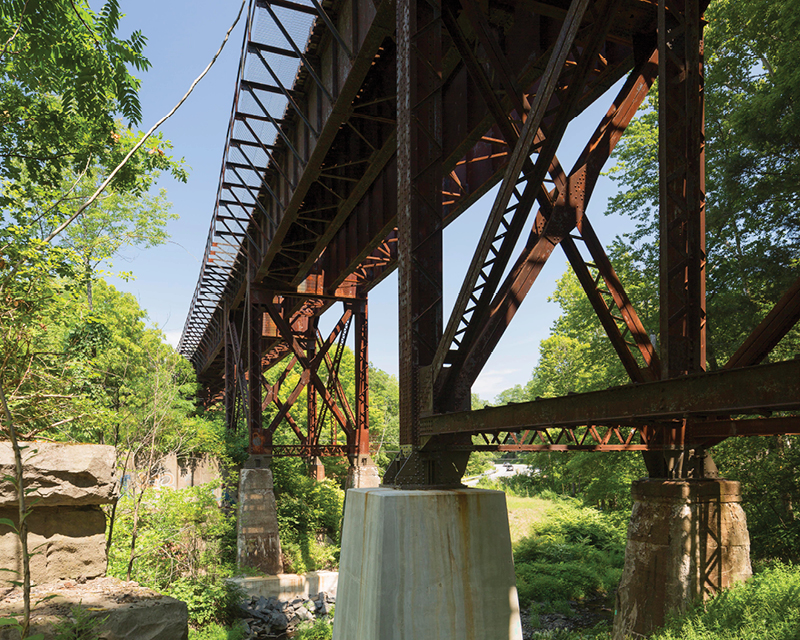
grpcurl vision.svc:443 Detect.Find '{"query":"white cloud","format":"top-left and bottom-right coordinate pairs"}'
top-left (473, 368), bottom-right (521, 399)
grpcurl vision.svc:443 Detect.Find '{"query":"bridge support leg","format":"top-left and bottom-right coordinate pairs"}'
top-left (332, 488), bottom-right (522, 640)
top-left (237, 456), bottom-right (283, 575)
top-left (613, 479), bottom-right (751, 639)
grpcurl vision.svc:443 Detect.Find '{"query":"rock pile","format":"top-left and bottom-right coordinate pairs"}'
top-left (239, 592), bottom-right (335, 638)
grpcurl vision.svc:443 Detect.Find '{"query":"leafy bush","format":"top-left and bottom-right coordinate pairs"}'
top-left (649, 563), bottom-right (800, 640)
top-left (188, 622), bottom-right (248, 640)
top-left (272, 458), bottom-right (344, 572)
top-left (107, 482), bottom-right (241, 628)
top-left (514, 497), bottom-right (626, 610)
top-left (294, 617), bottom-right (334, 640)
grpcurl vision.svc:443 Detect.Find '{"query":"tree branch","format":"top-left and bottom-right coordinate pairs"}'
top-left (0, 0), bottom-right (30, 63)
top-left (44, 0), bottom-right (247, 243)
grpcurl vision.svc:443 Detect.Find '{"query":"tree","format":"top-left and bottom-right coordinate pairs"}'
top-left (0, 0), bottom-right (149, 185)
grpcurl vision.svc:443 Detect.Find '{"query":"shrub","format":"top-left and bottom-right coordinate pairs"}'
top-left (107, 482), bottom-right (241, 628)
top-left (649, 563), bottom-right (800, 640)
top-left (272, 458), bottom-right (344, 572)
top-left (514, 497), bottom-right (627, 610)
top-left (294, 617), bottom-right (334, 640)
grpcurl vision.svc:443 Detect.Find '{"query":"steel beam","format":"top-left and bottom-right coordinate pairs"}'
top-left (420, 359), bottom-right (800, 437)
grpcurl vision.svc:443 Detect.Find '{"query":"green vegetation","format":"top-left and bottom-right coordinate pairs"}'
top-left (294, 617), bottom-right (335, 640)
top-left (272, 457), bottom-right (344, 574)
top-left (188, 622), bottom-right (248, 640)
top-left (650, 563), bottom-right (800, 640)
top-left (512, 495), bottom-right (626, 612)
top-left (505, 495), bottom-right (550, 544)
top-left (107, 482), bottom-right (242, 628)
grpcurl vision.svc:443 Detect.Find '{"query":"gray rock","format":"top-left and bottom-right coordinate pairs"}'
top-left (269, 611), bottom-right (289, 630)
top-left (0, 594), bottom-right (188, 640)
top-left (0, 443), bottom-right (117, 507)
top-left (0, 505), bottom-right (106, 586)
top-left (296, 607), bottom-right (314, 621)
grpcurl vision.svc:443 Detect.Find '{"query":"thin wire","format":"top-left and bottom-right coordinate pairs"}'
top-left (45, 0), bottom-right (248, 243)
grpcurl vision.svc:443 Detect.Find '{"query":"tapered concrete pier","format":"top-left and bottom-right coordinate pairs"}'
top-left (332, 487), bottom-right (523, 640)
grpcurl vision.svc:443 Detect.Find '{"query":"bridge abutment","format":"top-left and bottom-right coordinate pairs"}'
top-left (332, 487), bottom-right (523, 640)
top-left (613, 479), bottom-right (751, 639)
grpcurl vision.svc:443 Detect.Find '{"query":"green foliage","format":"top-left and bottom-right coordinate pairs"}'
top-left (188, 623), bottom-right (248, 640)
top-left (107, 483), bottom-right (241, 628)
top-left (514, 497), bottom-right (627, 610)
top-left (52, 605), bottom-right (108, 640)
top-left (294, 616), bottom-right (334, 640)
top-left (0, 0), bottom-right (149, 184)
top-left (649, 563), bottom-right (800, 640)
top-left (464, 450), bottom-right (496, 477)
top-left (714, 436), bottom-right (800, 562)
top-left (271, 458), bottom-right (344, 573)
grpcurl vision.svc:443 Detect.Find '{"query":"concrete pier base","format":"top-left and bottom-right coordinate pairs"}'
top-left (346, 455), bottom-right (381, 488)
top-left (237, 465), bottom-right (282, 575)
top-left (332, 487), bottom-right (523, 640)
top-left (613, 479), bottom-right (752, 639)
top-left (309, 457), bottom-right (326, 481)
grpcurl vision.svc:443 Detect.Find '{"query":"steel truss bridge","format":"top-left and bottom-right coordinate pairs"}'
top-left (178, 0), bottom-right (800, 482)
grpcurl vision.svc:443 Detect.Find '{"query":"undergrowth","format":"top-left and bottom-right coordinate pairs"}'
top-left (514, 495), bottom-right (627, 612)
top-left (649, 563), bottom-right (800, 640)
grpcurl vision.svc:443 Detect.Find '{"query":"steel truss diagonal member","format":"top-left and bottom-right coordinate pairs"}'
top-left (445, 46), bottom-right (659, 403)
top-left (435, 0), bottom-right (629, 410)
top-left (249, 300), bottom-right (358, 457)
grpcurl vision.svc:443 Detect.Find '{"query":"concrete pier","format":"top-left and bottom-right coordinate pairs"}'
top-left (613, 479), bottom-right (752, 639)
top-left (346, 454), bottom-right (381, 488)
top-left (237, 463), bottom-right (283, 575)
top-left (332, 487), bottom-right (523, 640)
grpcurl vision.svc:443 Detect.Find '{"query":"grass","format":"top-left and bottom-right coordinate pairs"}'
top-left (506, 495), bottom-right (552, 544)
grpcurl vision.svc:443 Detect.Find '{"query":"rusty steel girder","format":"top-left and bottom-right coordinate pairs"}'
top-left (180, 0), bottom-right (798, 473)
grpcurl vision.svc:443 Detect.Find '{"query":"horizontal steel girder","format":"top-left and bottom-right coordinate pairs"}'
top-left (419, 359), bottom-right (800, 437)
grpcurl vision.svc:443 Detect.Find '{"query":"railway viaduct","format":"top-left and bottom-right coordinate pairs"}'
top-left (178, 0), bottom-right (800, 636)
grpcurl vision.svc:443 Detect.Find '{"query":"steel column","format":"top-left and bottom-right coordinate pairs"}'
top-left (397, 0), bottom-right (444, 447)
top-left (247, 276), bottom-right (265, 453)
top-left (658, 0), bottom-right (706, 378)
top-left (354, 298), bottom-right (371, 458)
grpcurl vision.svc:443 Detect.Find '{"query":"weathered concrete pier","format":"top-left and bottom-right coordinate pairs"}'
top-left (614, 479), bottom-right (752, 639)
top-left (333, 488), bottom-right (522, 640)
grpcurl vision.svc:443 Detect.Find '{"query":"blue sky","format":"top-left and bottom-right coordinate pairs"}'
top-left (109, 0), bottom-right (636, 400)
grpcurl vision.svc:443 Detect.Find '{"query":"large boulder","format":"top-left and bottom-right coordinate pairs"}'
top-left (0, 442), bottom-right (117, 507)
top-left (0, 577), bottom-right (189, 640)
top-left (0, 505), bottom-right (107, 586)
